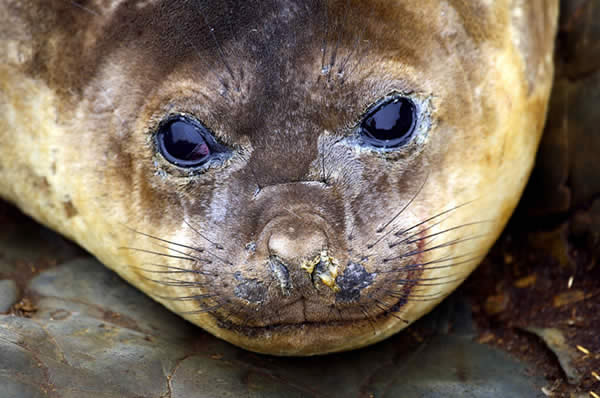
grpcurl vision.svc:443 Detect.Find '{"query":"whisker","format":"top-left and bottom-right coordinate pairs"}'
top-left (389, 219), bottom-right (492, 249)
top-left (394, 200), bottom-right (478, 238)
top-left (217, 306), bottom-right (237, 325)
top-left (119, 247), bottom-right (197, 262)
top-left (184, 220), bottom-right (234, 266)
top-left (386, 294), bottom-right (446, 302)
top-left (326, 0), bottom-right (351, 83)
top-left (163, 6), bottom-right (231, 101)
top-left (383, 233), bottom-right (489, 262)
top-left (127, 228), bottom-right (205, 254)
top-left (358, 304), bottom-right (379, 332)
top-left (134, 261), bottom-right (236, 279)
top-left (388, 217), bottom-right (448, 249)
top-left (152, 242), bottom-right (212, 263)
top-left (183, 219), bottom-right (223, 250)
top-left (368, 172), bottom-right (429, 249)
top-left (68, 0), bottom-right (100, 17)
top-left (402, 291), bottom-right (446, 299)
top-left (381, 287), bottom-right (448, 299)
top-left (337, 31), bottom-right (360, 78)
top-left (416, 255), bottom-right (483, 271)
top-left (340, 10), bottom-right (375, 82)
top-left (382, 253), bottom-right (485, 273)
top-left (130, 263), bottom-right (216, 277)
top-left (405, 220), bottom-right (493, 245)
top-left (179, 303), bottom-right (224, 315)
top-left (154, 293), bottom-right (217, 302)
top-left (393, 272), bottom-right (462, 282)
top-left (192, 2), bottom-right (236, 82)
top-left (392, 275), bottom-right (466, 287)
top-left (319, 2), bottom-right (330, 78)
top-left (373, 299), bottom-right (410, 323)
top-left (133, 268), bottom-right (197, 275)
top-left (248, 164), bottom-right (264, 194)
top-left (223, 0), bottom-right (237, 42)
top-left (140, 276), bottom-right (209, 288)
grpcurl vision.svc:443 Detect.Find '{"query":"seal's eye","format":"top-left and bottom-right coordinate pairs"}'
top-left (157, 118), bottom-right (214, 167)
top-left (359, 96), bottom-right (417, 148)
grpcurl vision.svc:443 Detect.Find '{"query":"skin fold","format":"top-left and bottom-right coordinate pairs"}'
top-left (0, 0), bottom-right (558, 355)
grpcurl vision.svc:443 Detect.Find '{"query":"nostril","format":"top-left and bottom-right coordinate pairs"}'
top-left (268, 227), bottom-right (328, 263)
top-left (269, 257), bottom-right (292, 296)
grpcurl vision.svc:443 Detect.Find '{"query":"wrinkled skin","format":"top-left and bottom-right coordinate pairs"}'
top-left (0, 0), bottom-right (557, 355)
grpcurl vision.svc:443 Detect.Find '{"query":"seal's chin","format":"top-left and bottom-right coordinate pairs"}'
top-left (204, 291), bottom-right (415, 356)
top-left (212, 290), bottom-right (409, 328)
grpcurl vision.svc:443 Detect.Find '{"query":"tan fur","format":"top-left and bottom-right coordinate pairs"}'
top-left (0, 0), bottom-right (558, 355)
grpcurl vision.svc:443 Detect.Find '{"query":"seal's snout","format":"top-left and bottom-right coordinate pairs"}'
top-left (268, 226), bottom-right (327, 264)
top-left (266, 221), bottom-right (341, 293)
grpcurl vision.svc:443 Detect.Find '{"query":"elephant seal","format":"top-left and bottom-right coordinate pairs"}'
top-left (0, 0), bottom-right (558, 355)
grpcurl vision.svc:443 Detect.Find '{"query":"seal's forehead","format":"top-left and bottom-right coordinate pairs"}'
top-left (22, 0), bottom-right (505, 100)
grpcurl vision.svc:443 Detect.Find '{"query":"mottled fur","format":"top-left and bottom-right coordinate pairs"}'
top-left (0, 0), bottom-right (557, 355)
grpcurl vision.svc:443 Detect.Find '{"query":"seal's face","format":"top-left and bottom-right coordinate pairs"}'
top-left (0, 0), bottom-right (557, 354)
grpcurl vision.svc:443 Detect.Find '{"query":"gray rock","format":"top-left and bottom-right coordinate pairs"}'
top-left (0, 279), bottom-right (17, 312)
top-left (525, 327), bottom-right (583, 385)
top-left (0, 258), bottom-right (547, 398)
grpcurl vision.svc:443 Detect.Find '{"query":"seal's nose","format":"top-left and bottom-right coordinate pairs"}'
top-left (268, 226), bottom-right (327, 264)
top-left (267, 224), bottom-right (341, 294)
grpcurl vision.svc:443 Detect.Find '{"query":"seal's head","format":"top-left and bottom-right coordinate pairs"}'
top-left (0, 0), bottom-right (557, 354)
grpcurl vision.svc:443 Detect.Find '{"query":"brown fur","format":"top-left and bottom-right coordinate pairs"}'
top-left (0, 0), bottom-right (558, 355)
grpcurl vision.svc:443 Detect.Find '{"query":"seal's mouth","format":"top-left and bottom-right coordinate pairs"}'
top-left (205, 289), bottom-right (417, 356)
top-left (207, 298), bottom-right (409, 344)
top-left (128, 210), bottom-right (433, 331)
top-left (200, 214), bottom-right (429, 330)
top-left (200, 247), bottom-right (426, 332)
top-left (209, 287), bottom-right (412, 330)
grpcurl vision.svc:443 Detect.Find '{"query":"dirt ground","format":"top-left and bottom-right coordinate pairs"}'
top-left (462, 1), bottom-right (600, 395)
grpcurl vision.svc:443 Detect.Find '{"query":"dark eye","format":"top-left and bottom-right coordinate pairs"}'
top-left (359, 96), bottom-right (417, 148)
top-left (156, 117), bottom-right (215, 167)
